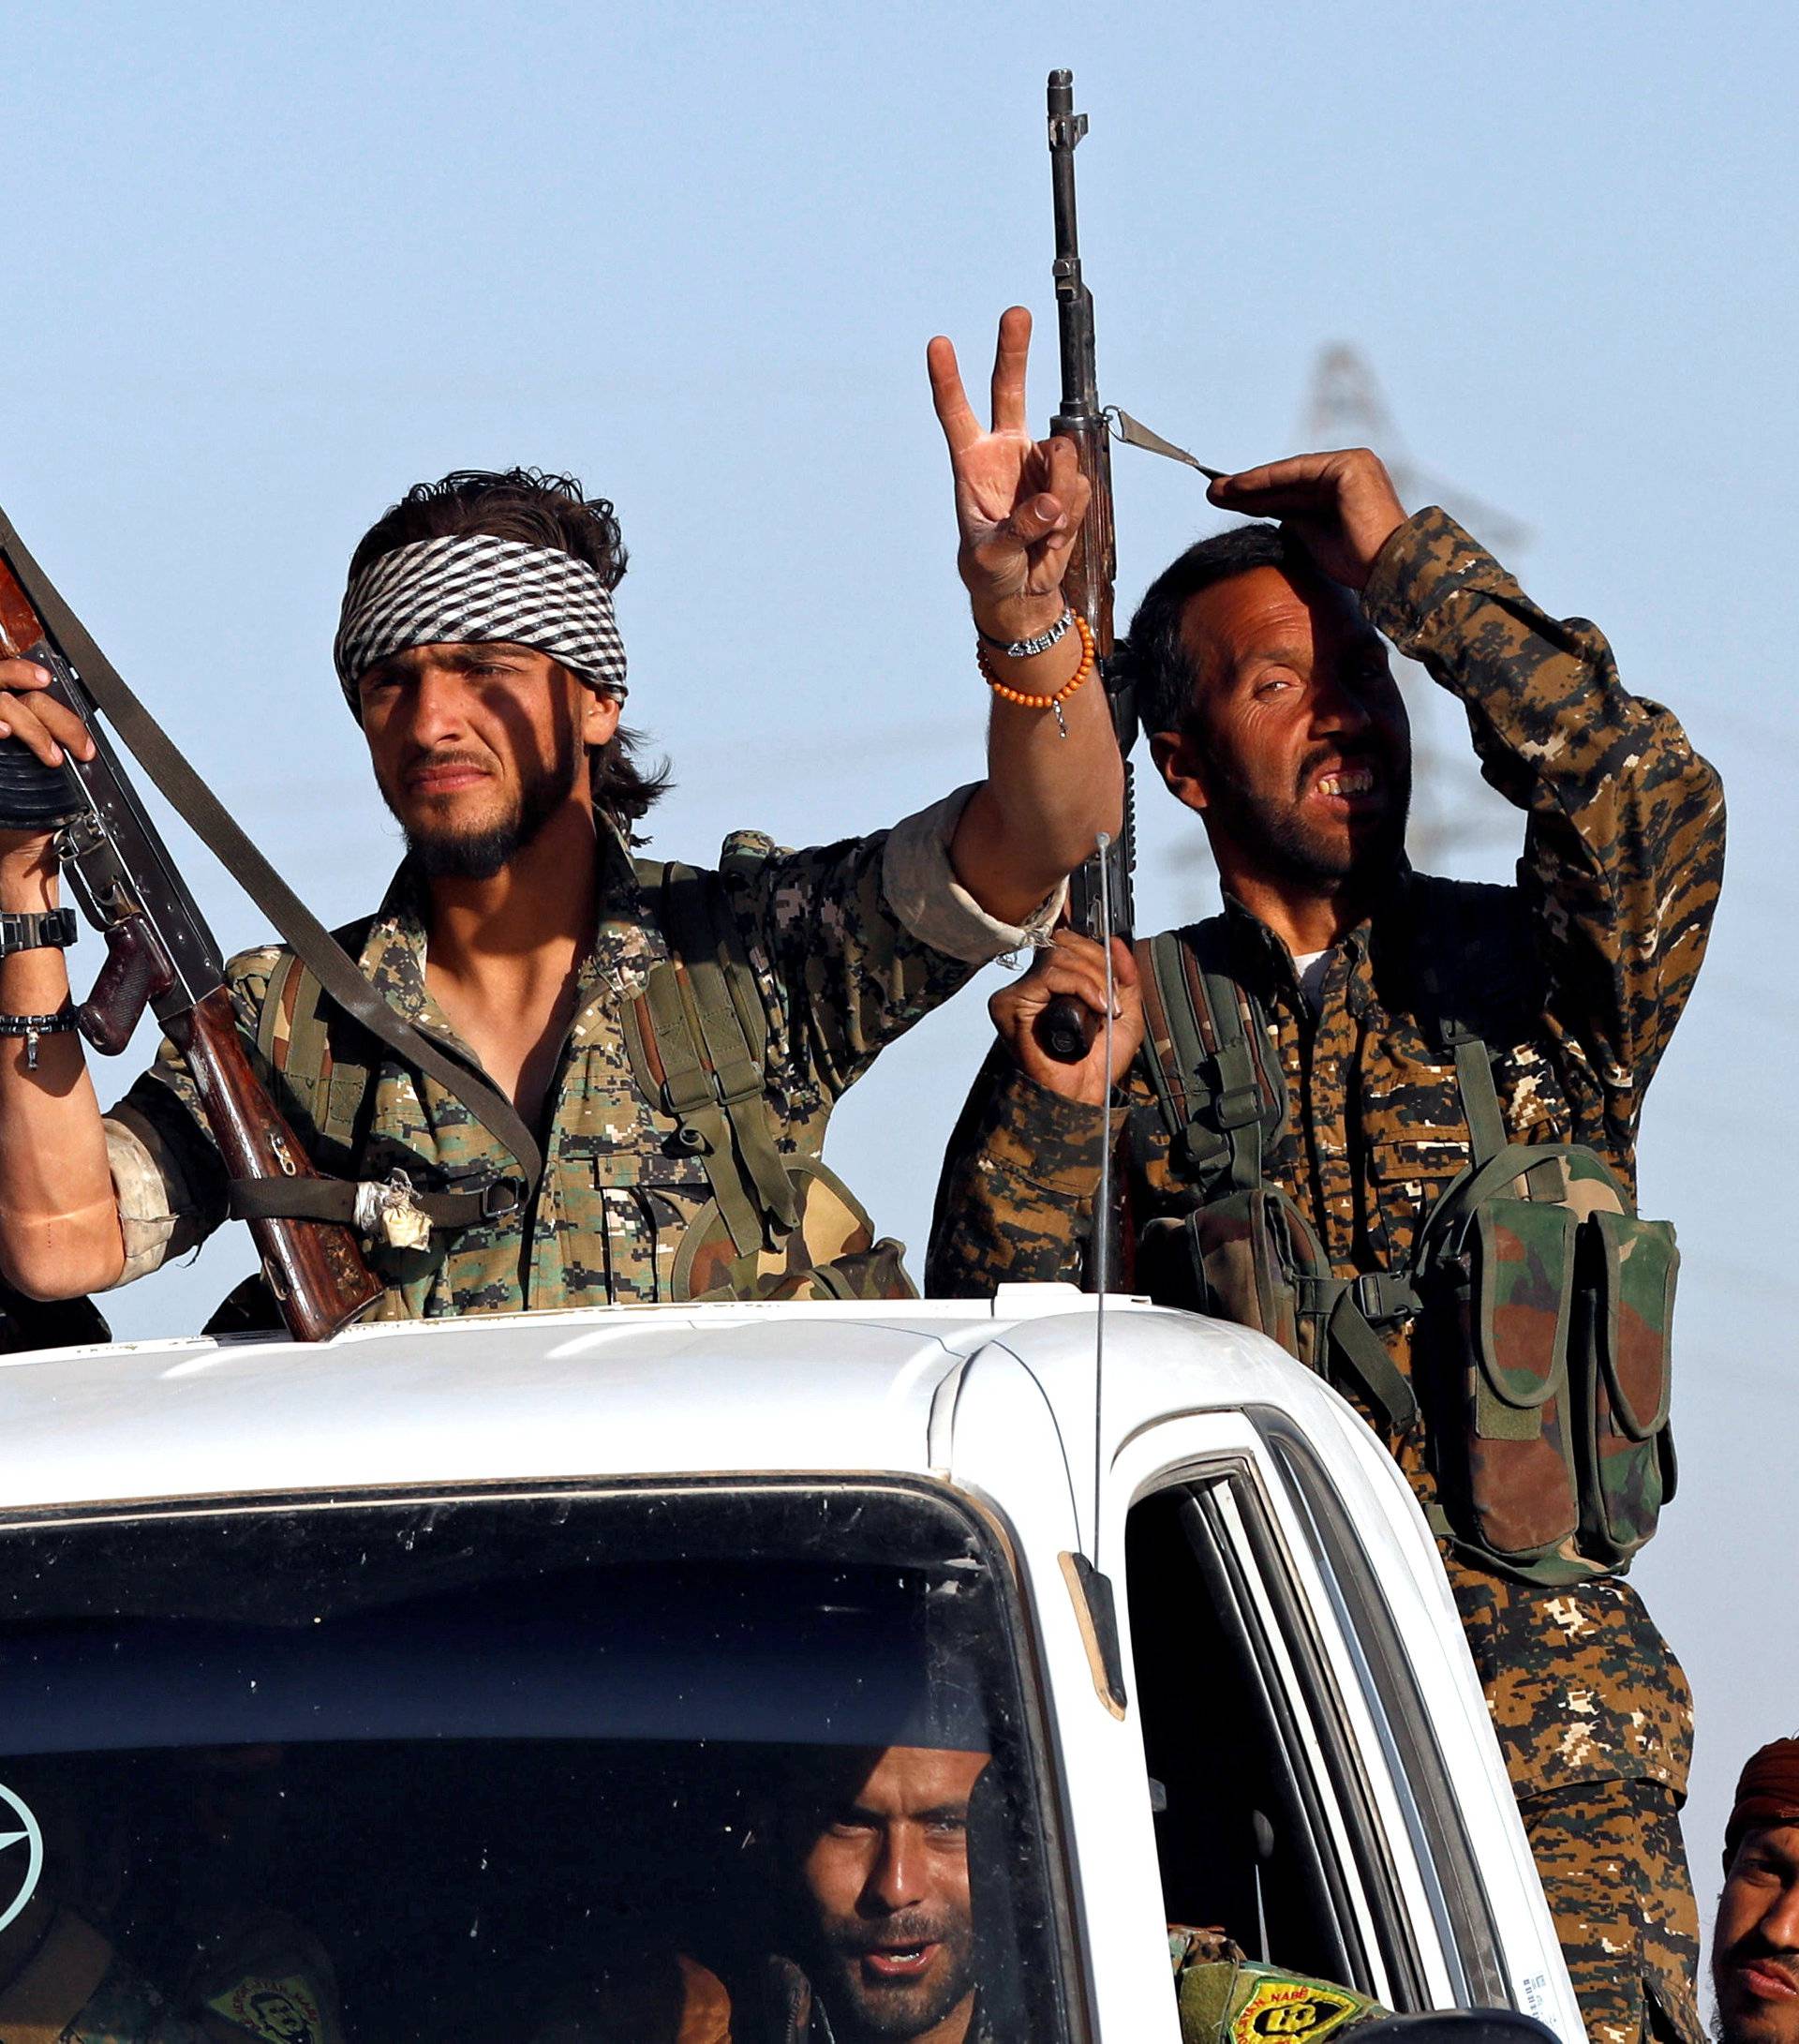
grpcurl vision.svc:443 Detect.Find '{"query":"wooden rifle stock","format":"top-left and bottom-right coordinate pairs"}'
top-left (173, 992), bottom-right (381, 1341)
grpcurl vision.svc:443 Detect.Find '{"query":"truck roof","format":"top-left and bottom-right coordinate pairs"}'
top-left (0, 1286), bottom-right (1396, 1515)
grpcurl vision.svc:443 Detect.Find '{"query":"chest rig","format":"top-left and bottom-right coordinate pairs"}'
top-left (1133, 917), bottom-right (1679, 1588)
top-left (241, 857), bottom-right (914, 1312)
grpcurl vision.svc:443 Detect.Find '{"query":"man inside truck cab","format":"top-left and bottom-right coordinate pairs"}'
top-left (764, 1741), bottom-right (1387, 2044)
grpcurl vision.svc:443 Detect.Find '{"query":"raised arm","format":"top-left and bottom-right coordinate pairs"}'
top-left (0, 659), bottom-right (126, 1298)
top-left (930, 308), bottom-right (1123, 924)
top-left (1210, 452), bottom-right (1726, 1150)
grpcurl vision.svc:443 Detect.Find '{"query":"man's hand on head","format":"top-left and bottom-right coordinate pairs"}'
top-left (928, 307), bottom-right (1092, 645)
top-left (989, 932), bottom-right (1143, 1108)
top-left (1206, 450), bottom-right (1406, 591)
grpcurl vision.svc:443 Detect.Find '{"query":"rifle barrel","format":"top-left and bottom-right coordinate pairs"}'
top-left (1047, 71), bottom-right (1098, 423)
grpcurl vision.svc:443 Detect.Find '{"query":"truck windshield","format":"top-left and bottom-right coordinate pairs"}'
top-left (0, 1484), bottom-right (1065, 2044)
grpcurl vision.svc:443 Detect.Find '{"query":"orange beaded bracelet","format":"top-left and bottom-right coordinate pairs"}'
top-left (977, 612), bottom-right (1096, 736)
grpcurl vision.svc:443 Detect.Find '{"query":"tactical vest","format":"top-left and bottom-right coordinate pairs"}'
top-left (1133, 918), bottom-right (1678, 1589)
top-left (224, 856), bottom-right (914, 1320)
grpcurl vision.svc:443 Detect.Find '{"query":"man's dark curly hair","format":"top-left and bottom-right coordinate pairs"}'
top-left (348, 468), bottom-right (670, 833)
top-left (1111, 522), bottom-right (1314, 739)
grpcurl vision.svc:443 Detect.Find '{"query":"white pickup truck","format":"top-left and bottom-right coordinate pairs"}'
top-left (0, 1291), bottom-right (1583, 2044)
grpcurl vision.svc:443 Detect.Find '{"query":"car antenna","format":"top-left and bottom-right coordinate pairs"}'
top-left (1041, 72), bottom-right (1128, 1717)
top-left (1058, 832), bottom-right (1129, 1719)
top-left (1091, 830), bottom-right (1117, 1569)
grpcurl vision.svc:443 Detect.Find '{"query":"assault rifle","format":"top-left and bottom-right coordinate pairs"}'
top-left (1034, 70), bottom-right (1137, 1067)
top-left (0, 514), bottom-right (549, 1344)
top-left (0, 517), bottom-right (383, 1341)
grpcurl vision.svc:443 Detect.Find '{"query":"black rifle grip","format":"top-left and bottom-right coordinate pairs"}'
top-left (77, 915), bottom-right (173, 1054)
top-left (1034, 995), bottom-right (1098, 1064)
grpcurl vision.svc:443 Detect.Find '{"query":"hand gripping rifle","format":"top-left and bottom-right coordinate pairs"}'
top-left (1034, 70), bottom-right (1137, 1068)
top-left (0, 509), bottom-right (546, 1343)
top-left (0, 525), bottom-right (382, 1341)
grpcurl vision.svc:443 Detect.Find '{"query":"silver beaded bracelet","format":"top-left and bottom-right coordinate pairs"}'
top-left (975, 607), bottom-right (1075, 661)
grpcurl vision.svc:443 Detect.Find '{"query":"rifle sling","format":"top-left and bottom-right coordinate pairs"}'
top-left (228, 1179), bottom-right (505, 1229)
top-left (0, 508), bottom-right (544, 1199)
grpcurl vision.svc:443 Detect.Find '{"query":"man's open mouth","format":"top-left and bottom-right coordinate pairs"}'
top-left (860, 1941), bottom-right (938, 1980)
top-left (1308, 759), bottom-right (1383, 805)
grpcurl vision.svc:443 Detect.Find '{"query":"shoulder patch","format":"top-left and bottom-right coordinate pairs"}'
top-left (1230, 1973), bottom-right (1368, 2044)
top-left (207, 1972), bottom-right (326, 2044)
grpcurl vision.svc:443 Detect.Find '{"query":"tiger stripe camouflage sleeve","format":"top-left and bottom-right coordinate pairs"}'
top-left (1361, 507), bottom-right (1726, 1165)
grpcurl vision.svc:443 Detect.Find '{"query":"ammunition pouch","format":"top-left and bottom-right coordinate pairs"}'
top-left (1415, 1140), bottom-right (1678, 1583)
top-left (1137, 919), bottom-right (1675, 1587)
top-left (671, 1155), bottom-right (916, 1304)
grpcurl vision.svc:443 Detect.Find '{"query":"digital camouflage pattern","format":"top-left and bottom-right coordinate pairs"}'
top-left (112, 815), bottom-right (992, 1317)
top-left (1518, 1781), bottom-right (1701, 2044)
top-left (0, 1903), bottom-right (343, 2044)
top-left (928, 508), bottom-right (1722, 2040)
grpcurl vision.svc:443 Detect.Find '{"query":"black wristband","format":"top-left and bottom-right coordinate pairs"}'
top-left (0, 908), bottom-right (78, 957)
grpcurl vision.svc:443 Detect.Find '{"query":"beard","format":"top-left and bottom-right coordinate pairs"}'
top-left (1205, 738), bottom-right (1412, 889)
top-left (387, 723), bottom-right (582, 882)
top-left (811, 1906), bottom-right (977, 2044)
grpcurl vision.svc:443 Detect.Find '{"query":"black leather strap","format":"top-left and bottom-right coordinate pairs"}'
top-left (227, 1177), bottom-right (516, 1228)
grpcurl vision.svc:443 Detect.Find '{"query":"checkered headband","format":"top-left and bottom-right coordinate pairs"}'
top-left (333, 534), bottom-right (627, 715)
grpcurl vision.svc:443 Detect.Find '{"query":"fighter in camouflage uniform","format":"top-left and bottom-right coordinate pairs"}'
top-left (99, 798), bottom-right (1058, 1319)
top-left (926, 451), bottom-right (1724, 2042)
top-left (0, 309), bottom-right (1122, 1318)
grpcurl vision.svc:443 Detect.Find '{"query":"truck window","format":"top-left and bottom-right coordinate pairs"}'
top-left (1124, 1474), bottom-right (1420, 2007)
top-left (0, 1484), bottom-right (1072, 2044)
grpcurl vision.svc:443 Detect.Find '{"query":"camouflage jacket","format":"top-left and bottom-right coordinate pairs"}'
top-left (926, 507), bottom-right (1725, 1801)
top-left (100, 788), bottom-right (1056, 1318)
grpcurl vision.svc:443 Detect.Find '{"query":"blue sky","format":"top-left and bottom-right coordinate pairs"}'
top-left (7, 0), bottom-right (1795, 1973)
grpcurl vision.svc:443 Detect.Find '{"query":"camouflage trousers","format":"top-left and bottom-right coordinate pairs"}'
top-left (1517, 1780), bottom-right (1701, 2044)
